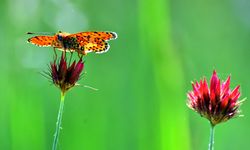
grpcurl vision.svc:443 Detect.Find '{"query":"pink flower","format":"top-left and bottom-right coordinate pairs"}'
top-left (49, 54), bottom-right (84, 94)
top-left (187, 70), bottom-right (244, 126)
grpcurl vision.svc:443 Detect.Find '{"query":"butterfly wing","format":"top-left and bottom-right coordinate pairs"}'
top-left (27, 36), bottom-right (56, 47)
top-left (67, 32), bottom-right (117, 54)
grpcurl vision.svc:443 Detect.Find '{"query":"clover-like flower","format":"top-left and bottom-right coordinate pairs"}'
top-left (187, 70), bottom-right (244, 126)
top-left (49, 54), bottom-right (84, 94)
top-left (48, 53), bottom-right (85, 150)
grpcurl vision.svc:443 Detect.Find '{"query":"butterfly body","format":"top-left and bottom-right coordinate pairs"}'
top-left (27, 31), bottom-right (117, 55)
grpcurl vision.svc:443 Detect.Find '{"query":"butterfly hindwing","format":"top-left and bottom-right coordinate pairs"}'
top-left (82, 39), bottom-right (110, 53)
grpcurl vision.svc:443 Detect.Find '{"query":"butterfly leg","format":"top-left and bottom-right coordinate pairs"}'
top-left (76, 49), bottom-right (83, 58)
top-left (77, 52), bottom-right (81, 58)
top-left (62, 48), bottom-right (66, 58)
top-left (53, 47), bottom-right (57, 60)
top-left (68, 51), bottom-right (73, 65)
top-left (79, 47), bottom-right (86, 58)
top-left (80, 49), bottom-right (87, 58)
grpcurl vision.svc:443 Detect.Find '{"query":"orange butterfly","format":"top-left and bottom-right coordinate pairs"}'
top-left (27, 31), bottom-right (118, 55)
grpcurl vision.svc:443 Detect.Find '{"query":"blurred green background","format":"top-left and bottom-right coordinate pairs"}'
top-left (0, 0), bottom-right (249, 149)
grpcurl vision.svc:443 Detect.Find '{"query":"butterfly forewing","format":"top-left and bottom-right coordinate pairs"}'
top-left (27, 36), bottom-right (55, 47)
top-left (69, 31), bottom-right (117, 41)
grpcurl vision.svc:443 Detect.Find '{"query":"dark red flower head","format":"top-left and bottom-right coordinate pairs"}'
top-left (50, 55), bottom-right (84, 94)
top-left (187, 70), bottom-right (244, 126)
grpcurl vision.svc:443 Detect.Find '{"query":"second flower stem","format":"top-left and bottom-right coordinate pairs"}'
top-left (52, 92), bottom-right (65, 150)
top-left (208, 124), bottom-right (215, 150)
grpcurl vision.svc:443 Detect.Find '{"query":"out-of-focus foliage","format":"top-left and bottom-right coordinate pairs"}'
top-left (0, 0), bottom-right (249, 149)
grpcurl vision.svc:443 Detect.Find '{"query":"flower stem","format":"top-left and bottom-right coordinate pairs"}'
top-left (208, 124), bottom-right (215, 150)
top-left (52, 92), bottom-right (65, 150)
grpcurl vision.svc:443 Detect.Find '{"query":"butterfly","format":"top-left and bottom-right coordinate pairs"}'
top-left (27, 31), bottom-right (118, 55)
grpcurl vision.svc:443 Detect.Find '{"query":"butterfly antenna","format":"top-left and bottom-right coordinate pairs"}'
top-left (26, 32), bottom-right (55, 35)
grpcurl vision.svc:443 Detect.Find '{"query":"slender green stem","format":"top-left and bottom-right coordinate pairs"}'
top-left (52, 92), bottom-right (65, 150)
top-left (208, 124), bottom-right (215, 150)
